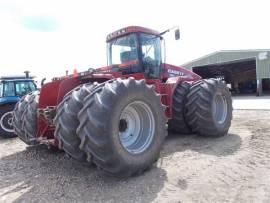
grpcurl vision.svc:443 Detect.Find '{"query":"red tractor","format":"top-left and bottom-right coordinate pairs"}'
top-left (13, 26), bottom-right (232, 177)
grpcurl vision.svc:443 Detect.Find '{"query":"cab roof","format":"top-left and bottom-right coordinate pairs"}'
top-left (0, 75), bottom-right (35, 82)
top-left (106, 26), bottom-right (160, 42)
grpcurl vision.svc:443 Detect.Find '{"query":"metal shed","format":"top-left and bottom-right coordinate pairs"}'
top-left (182, 50), bottom-right (270, 96)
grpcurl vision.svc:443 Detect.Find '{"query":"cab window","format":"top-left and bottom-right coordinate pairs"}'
top-left (3, 82), bottom-right (15, 96)
top-left (140, 33), bottom-right (162, 78)
top-left (15, 81), bottom-right (36, 97)
top-left (0, 83), bottom-right (3, 97)
top-left (108, 34), bottom-right (139, 65)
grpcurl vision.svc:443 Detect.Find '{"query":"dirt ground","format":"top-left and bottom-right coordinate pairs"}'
top-left (0, 110), bottom-right (270, 203)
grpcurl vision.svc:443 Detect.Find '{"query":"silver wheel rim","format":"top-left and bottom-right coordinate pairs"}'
top-left (212, 94), bottom-right (228, 124)
top-left (119, 101), bottom-right (155, 154)
top-left (0, 111), bottom-right (14, 133)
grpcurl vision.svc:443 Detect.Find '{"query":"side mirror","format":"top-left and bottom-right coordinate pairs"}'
top-left (175, 29), bottom-right (180, 40)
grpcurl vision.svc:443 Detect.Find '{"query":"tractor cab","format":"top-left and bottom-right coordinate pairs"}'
top-left (0, 77), bottom-right (36, 99)
top-left (0, 72), bottom-right (37, 138)
top-left (106, 26), bottom-right (164, 78)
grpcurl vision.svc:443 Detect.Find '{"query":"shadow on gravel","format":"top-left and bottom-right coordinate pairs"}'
top-left (161, 133), bottom-right (242, 158)
top-left (0, 136), bottom-right (17, 142)
top-left (0, 145), bottom-right (167, 203)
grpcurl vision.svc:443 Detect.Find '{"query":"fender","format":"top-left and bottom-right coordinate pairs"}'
top-left (37, 77), bottom-right (81, 140)
top-left (39, 80), bottom-right (62, 108)
top-left (164, 72), bottom-right (201, 118)
top-left (57, 77), bottom-right (81, 104)
top-left (0, 96), bottom-right (20, 106)
top-left (38, 79), bottom-right (62, 140)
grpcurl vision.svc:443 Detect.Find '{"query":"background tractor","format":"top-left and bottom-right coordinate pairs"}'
top-left (13, 26), bottom-right (232, 177)
top-left (0, 72), bottom-right (37, 138)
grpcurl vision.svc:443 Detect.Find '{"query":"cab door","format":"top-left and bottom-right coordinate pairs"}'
top-left (139, 33), bottom-right (162, 79)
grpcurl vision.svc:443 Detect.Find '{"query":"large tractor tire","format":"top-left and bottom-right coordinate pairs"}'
top-left (185, 79), bottom-right (232, 137)
top-left (54, 83), bottom-right (96, 161)
top-left (168, 82), bottom-right (191, 134)
top-left (0, 104), bottom-right (17, 138)
top-left (77, 78), bottom-right (167, 177)
top-left (13, 91), bottom-right (39, 145)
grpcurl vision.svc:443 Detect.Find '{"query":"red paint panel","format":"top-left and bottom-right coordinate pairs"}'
top-left (38, 80), bottom-right (62, 139)
top-left (37, 78), bottom-right (81, 140)
top-left (162, 63), bottom-right (201, 81)
top-left (39, 80), bottom-right (62, 108)
top-left (57, 77), bottom-right (81, 104)
top-left (37, 118), bottom-right (55, 139)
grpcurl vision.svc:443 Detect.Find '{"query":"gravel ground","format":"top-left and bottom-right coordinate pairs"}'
top-left (0, 110), bottom-right (270, 203)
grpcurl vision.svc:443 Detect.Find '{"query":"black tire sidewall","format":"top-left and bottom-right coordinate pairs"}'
top-left (168, 82), bottom-right (191, 133)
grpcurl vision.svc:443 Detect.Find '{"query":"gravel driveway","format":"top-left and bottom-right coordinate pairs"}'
top-left (0, 110), bottom-right (270, 203)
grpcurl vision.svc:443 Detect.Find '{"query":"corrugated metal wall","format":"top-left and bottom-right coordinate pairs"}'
top-left (182, 50), bottom-right (270, 79)
top-left (257, 59), bottom-right (270, 79)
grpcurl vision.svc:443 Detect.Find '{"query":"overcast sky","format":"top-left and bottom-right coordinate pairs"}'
top-left (0, 0), bottom-right (269, 81)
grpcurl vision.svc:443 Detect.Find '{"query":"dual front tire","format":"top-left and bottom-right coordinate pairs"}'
top-left (13, 91), bottom-right (39, 144)
top-left (54, 78), bottom-right (167, 177)
top-left (54, 83), bottom-right (96, 161)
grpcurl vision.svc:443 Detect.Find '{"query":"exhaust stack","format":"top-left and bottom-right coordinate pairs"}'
top-left (24, 71), bottom-right (30, 78)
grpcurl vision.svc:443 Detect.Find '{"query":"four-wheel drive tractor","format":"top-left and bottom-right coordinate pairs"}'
top-left (0, 72), bottom-right (37, 138)
top-left (13, 26), bottom-right (233, 177)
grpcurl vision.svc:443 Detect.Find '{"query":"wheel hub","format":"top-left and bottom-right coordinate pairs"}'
top-left (0, 111), bottom-right (14, 133)
top-left (119, 101), bottom-right (155, 154)
top-left (119, 119), bottom-right (128, 132)
top-left (213, 94), bottom-right (228, 124)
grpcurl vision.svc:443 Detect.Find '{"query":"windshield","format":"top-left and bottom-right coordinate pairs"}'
top-left (108, 34), bottom-right (139, 65)
top-left (140, 33), bottom-right (162, 78)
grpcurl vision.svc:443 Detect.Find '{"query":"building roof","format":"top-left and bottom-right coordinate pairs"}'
top-left (181, 49), bottom-right (270, 79)
top-left (182, 49), bottom-right (270, 68)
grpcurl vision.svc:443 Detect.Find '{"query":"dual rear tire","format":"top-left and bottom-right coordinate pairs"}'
top-left (168, 82), bottom-right (191, 134)
top-left (185, 79), bottom-right (232, 137)
top-left (169, 79), bottom-right (232, 137)
top-left (13, 91), bottom-right (40, 145)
